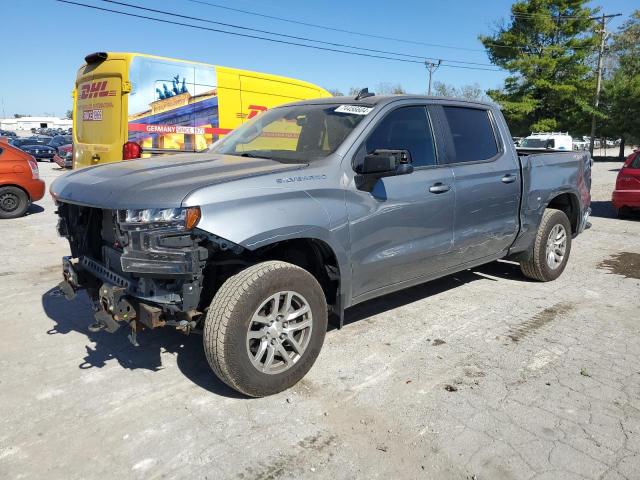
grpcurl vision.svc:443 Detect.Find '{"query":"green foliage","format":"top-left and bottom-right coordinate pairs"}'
top-left (480, 0), bottom-right (598, 135)
top-left (433, 82), bottom-right (490, 102)
top-left (375, 82), bottom-right (407, 95)
top-left (346, 84), bottom-right (407, 96)
top-left (65, 109), bottom-right (73, 120)
top-left (601, 10), bottom-right (640, 145)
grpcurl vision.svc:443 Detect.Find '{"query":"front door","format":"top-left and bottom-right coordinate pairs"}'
top-left (346, 105), bottom-right (455, 298)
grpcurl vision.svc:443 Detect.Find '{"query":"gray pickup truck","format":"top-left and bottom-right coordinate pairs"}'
top-left (51, 94), bottom-right (591, 397)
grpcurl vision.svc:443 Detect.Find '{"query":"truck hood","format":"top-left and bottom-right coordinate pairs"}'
top-left (51, 152), bottom-right (306, 209)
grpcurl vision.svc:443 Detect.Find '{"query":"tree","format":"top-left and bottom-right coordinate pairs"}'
top-left (601, 10), bottom-right (640, 156)
top-left (480, 0), bottom-right (599, 136)
top-left (327, 89), bottom-right (344, 97)
top-left (347, 84), bottom-right (406, 96)
top-left (432, 82), bottom-right (490, 102)
top-left (65, 109), bottom-right (73, 120)
top-left (375, 82), bottom-right (407, 95)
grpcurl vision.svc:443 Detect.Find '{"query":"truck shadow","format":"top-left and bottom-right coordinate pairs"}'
top-left (590, 200), bottom-right (616, 219)
top-left (41, 260), bottom-right (528, 396)
top-left (590, 200), bottom-right (640, 221)
top-left (41, 288), bottom-right (244, 398)
top-left (340, 260), bottom-right (529, 328)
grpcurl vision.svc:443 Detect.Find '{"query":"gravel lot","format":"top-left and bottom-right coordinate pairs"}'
top-left (1, 160), bottom-right (639, 480)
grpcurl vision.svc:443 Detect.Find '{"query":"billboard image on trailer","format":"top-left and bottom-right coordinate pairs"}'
top-left (127, 56), bottom-right (226, 155)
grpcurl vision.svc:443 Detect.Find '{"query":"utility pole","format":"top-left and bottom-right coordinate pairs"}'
top-left (425, 59), bottom-right (441, 95)
top-left (589, 13), bottom-right (622, 156)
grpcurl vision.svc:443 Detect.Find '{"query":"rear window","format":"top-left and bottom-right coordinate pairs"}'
top-left (631, 153), bottom-right (640, 169)
top-left (442, 106), bottom-right (499, 162)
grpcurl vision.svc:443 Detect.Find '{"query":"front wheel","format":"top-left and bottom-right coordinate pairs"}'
top-left (520, 208), bottom-right (572, 282)
top-left (203, 261), bottom-right (328, 397)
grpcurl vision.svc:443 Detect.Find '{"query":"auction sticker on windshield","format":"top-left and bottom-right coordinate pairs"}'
top-left (334, 105), bottom-right (373, 115)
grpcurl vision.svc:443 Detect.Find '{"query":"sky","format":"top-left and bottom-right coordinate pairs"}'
top-left (0, 0), bottom-right (636, 118)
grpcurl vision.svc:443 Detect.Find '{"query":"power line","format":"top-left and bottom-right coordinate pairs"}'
top-left (185, 0), bottom-right (595, 54)
top-left (510, 11), bottom-right (596, 20)
top-left (100, 0), bottom-right (498, 68)
top-left (185, 0), bottom-right (489, 53)
top-left (55, 0), bottom-right (505, 72)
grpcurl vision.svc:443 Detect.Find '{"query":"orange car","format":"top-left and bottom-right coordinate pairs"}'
top-left (0, 139), bottom-right (45, 218)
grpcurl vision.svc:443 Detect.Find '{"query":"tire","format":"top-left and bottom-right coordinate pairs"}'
top-left (616, 207), bottom-right (631, 219)
top-left (0, 186), bottom-right (29, 219)
top-left (520, 208), bottom-right (572, 282)
top-left (203, 260), bottom-right (328, 397)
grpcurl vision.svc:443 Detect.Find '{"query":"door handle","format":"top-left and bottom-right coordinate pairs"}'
top-left (429, 183), bottom-right (451, 194)
top-left (501, 174), bottom-right (517, 184)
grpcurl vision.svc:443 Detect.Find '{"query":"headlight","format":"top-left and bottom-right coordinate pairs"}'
top-left (118, 206), bottom-right (201, 230)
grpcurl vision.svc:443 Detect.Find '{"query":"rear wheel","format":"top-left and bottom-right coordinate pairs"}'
top-left (203, 261), bottom-right (327, 397)
top-left (0, 186), bottom-right (29, 219)
top-left (520, 208), bottom-right (572, 282)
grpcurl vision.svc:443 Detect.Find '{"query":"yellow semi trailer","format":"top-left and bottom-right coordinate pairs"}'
top-left (72, 52), bottom-right (331, 169)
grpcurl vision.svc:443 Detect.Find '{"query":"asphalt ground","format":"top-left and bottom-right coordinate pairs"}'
top-left (1, 160), bottom-right (639, 480)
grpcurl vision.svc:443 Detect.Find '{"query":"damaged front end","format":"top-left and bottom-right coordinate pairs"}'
top-left (56, 202), bottom-right (211, 343)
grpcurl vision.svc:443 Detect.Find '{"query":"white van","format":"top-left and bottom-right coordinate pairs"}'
top-left (520, 132), bottom-right (573, 151)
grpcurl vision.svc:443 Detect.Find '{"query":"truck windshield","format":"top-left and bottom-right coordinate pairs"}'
top-left (210, 104), bottom-right (368, 163)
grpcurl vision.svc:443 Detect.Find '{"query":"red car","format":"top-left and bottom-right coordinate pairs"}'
top-left (53, 144), bottom-right (73, 169)
top-left (612, 150), bottom-right (640, 217)
top-left (0, 139), bottom-right (45, 219)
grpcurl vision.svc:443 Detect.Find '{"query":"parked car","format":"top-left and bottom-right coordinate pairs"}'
top-left (612, 150), bottom-right (640, 217)
top-left (53, 144), bottom-right (73, 169)
top-left (49, 135), bottom-right (72, 150)
top-left (20, 143), bottom-right (56, 161)
top-left (0, 129), bottom-right (17, 138)
top-left (10, 137), bottom-right (52, 149)
top-left (520, 132), bottom-right (573, 150)
top-left (51, 94), bottom-right (592, 397)
top-left (572, 140), bottom-right (588, 150)
top-left (0, 140), bottom-right (45, 218)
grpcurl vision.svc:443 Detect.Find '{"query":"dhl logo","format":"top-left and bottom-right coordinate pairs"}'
top-left (236, 104), bottom-right (267, 119)
top-left (79, 81), bottom-right (117, 100)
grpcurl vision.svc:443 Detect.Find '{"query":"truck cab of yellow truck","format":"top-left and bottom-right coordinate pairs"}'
top-left (72, 51), bottom-right (331, 169)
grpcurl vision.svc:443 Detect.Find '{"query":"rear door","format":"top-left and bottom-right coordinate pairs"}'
top-left (74, 60), bottom-right (126, 168)
top-left (434, 104), bottom-right (520, 264)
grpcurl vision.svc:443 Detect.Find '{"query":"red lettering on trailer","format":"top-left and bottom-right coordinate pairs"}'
top-left (80, 81), bottom-right (116, 100)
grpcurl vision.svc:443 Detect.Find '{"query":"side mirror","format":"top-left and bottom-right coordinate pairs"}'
top-left (354, 149), bottom-right (413, 191)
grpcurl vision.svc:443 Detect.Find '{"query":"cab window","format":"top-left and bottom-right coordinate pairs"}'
top-left (442, 106), bottom-right (499, 162)
top-left (365, 106), bottom-right (436, 168)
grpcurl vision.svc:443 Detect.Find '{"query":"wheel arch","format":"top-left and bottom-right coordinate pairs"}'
top-left (0, 183), bottom-right (31, 201)
top-left (200, 233), bottom-right (348, 327)
top-left (546, 191), bottom-right (580, 234)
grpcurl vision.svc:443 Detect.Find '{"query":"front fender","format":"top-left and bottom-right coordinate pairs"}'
top-left (186, 187), bottom-right (331, 247)
top-left (183, 185), bottom-right (353, 301)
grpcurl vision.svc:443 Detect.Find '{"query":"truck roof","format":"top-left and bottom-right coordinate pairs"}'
top-left (283, 94), bottom-right (498, 110)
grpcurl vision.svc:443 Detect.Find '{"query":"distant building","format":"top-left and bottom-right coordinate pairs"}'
top-left (0, 116), bottom-right (72, 131)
